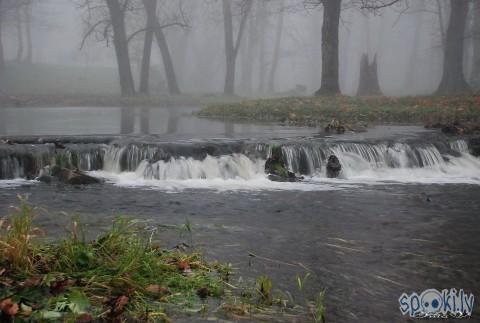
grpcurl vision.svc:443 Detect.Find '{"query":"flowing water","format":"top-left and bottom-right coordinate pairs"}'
top-left (1, 106), bottom-right (480, 322)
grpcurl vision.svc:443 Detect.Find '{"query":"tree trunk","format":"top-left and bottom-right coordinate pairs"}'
top-left (435, 0), bottom-right (470, 95)
top-left (106, 0), bottom-right (136, 96)
top-left (315, 0), bottom-right (341, 96)
top-left (471, 0), bottom-right (480, 88)
top-left (240, 13), bottom-right (256, 95)
top-left (223, 0), bottom-right (236, 95)
top-left (0, 0), bottom-right (5, 78)
top-left (24, 0), bottom-right (32, 63)
top-left (222, 0), bottom-right (251, 96)
top-left (357, 54), bottom-right (381, 96)
top-left (139, 0), bottom-right (156, 95)
top-left (153, 26), bottom-right (181, 95)
top-left (404, 3), bottom-right (424, 91)
top-left (267, 2), bottom-right (284, 94)
top-left (15, 5), bottom-right (23, 62)
top-left (257, 1), bottom-right (266, 94)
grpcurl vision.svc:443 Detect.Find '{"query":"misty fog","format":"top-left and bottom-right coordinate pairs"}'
top-left (0, 0), bottom-right (476, 97)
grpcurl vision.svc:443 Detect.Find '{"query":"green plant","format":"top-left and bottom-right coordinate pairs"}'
top-left (311, 290), bottom-right (326, 323)
top-left (0, 195), bottom-right (42, 272)
top-left (296, 272), bottom-right (311, 291)
top-left (256, 275), bottom-right (273, 305)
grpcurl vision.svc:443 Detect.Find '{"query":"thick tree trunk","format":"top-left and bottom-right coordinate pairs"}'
top-left (315, 0), bottom-right (341, 96)
top-left (357, 54), bottom-right (382, 96)
top-left (222, 0), bottom-right (251, 96)
top-left (154, 27), bottom-right (181, 95)
top-left (106, 0), bottom-right (136, 96)
top-left (472, 0), bottom-right (480, 88)
top-left (435, 0), bottom-right (470, 95)
top-left (24, 0), bottom-right (32, 63)
top-left (223, 0), bottom-right (236, 95)
top-left (15, 6), bottom-right (23, 62)
top-left (139, 0), bottom-right (156, 95)
top-left (267, 2), bottom-right (284, 94)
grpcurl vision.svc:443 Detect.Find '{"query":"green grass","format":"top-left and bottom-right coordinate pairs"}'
top-left (197, 95), bottom-right (480, 126)
top-left (0, 197), bottom-right (322, 321)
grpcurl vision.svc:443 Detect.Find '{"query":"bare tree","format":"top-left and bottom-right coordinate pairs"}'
top-left (0, 0), bottom-right (5, 77)
top-left (77, 0), bottom-right (136, 96)
top-left (23, 0), bottom-right (32, 63)
top-left (307, 0), bottom-right (403, 96)
top-left (315, 0), bottom-right (341, 95)
top-left (267, 0), bottom-right (285, 94)
top-left (435, 0), bottom-right (470, 95)
top-left (15, 4), bottom-right (23, 62)
top-left (471, 0), bottom-right (480, 88)
top-left (133, 0), bottom-right (187, 95)
top-left (222, 0), bottom-right (252, 95)
top-left (138, 0), bottom-right (155, 94)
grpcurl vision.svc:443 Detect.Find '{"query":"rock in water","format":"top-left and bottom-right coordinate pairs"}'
top-left (265, 145), bottom-right (302, 182)
top-left (51, 167), bottom-right (101, 185)
top-left (326, 155), bottom-right (342, 178)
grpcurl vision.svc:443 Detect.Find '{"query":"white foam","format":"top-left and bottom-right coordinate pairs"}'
top-left (0, 179), bottom-right (37, 188)
top-left (89, 170), bottom-right (347, 192)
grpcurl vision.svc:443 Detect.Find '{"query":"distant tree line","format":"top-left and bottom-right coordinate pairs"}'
top-left (0, 0), bottom-right (478, 97)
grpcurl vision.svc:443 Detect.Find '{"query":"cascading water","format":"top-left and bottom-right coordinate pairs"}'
top-left (1, 138), bottom-right (479, 188)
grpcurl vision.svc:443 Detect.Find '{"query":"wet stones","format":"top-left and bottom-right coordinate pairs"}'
top-left (38, 165), bottom-right (101, 185)
top-left (425, 122), bottom-right (480, 135)
top-left (325, 119), bottom-right (346, 134)
top-left (265, 145), bottom-right (302, 182)
top-left (326, 155), bottom-right (342, 178)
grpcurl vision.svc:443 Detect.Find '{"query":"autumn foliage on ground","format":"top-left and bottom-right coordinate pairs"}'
top-left (198, 95), bottom-right (480, 126)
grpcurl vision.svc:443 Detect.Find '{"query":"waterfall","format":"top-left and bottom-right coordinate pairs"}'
top-left (138, 154), bottom-right (264, 180)
top-left (1, 138), bottom-right (479, 186)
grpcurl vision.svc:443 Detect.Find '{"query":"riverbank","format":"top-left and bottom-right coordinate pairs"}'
top-left (0, 198), bottom-right (317, 322)
top-left (0, 94), bottom-right (241, 108)
top-left (197, 95), bottom-right (480, 127)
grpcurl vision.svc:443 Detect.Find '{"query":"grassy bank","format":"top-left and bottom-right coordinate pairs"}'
top-left (0, 198), bottom-right (322, 322)
top-left (0, 93), bottom-right (242, 108)
top-left (197, 95), bottom-right (480, 126)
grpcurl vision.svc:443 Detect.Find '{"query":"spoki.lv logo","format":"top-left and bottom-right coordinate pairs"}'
top-left (399, 288), bottom-right (474, 318)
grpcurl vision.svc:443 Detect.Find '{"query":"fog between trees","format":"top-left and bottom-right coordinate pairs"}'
top-left (0, 0), bottom-right (478, 97)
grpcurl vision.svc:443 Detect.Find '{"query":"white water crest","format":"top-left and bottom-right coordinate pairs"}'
top-left (92, 153), bottom-right (346, 192)
top-left (87, 139), bottom-right (480, 191)
top-left (0, 179), bottom-right (37, 188)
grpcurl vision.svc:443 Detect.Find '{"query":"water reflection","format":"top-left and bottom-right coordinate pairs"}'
top-left (0, 109), bottom-right (5, 135)
top-left (0, 106), bottom-right (319, 139)
top-left (166, 108), bottom-right (179, 135)
top-left (121, 107), bottom-right (135, 135)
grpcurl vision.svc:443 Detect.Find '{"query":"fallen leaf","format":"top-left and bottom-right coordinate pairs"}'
top-left (177, 260), bottom-right (191, 273)
top-left (113, 295), bottom-right (129, 315)
top-left (0, 298), bottom-right (19, 316)
top-left (75, 313), bottom-right (93, 323)
top-left (19, 277), bottom-right (42, 288)
top-left (145, 285), bottom-right (168, 294)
